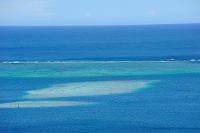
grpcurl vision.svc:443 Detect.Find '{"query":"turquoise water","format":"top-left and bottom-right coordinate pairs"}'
top-left (1, 61), bottom-right (200, 78)
top-left (0, 25), bottom-right (200, 133)
top-left (0, 61), bottom-right (200, 133)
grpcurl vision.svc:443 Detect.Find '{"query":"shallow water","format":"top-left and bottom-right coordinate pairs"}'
top-left (0, 61), bottom-right (200, 133)
top-left (1, 61), bottom-right (200, 78)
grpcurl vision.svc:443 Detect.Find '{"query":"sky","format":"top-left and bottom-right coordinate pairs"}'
top-left (0, 0), bottom-right (200, 26)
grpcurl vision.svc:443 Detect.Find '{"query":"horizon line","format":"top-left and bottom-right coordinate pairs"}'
top-left (0, 22), bottom-right (200, 27)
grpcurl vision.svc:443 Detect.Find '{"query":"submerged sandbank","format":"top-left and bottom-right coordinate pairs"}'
top-left (0, 80), bottom-right (156, 109)
top-left (25, 80), bottom-right (155, 99)
top-left (0, 101), bottom-right (93, 108)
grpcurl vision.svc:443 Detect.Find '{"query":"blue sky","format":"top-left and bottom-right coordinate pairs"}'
top-left (0, 0), bottom-right (200, 25)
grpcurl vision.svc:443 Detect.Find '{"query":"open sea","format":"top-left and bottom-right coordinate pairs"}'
top-left (0, 24), bottom-right (200, 133)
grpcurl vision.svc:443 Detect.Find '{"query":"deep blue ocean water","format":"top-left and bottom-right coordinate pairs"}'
top-left (0, 24), bottom-right (200, 133)
top-left (0, 24), bottom-right (200, 61)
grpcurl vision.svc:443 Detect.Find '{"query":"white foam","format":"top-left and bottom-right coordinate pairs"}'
top-left (0, 60), bottom-right (185, 64)
top-left (0, 101), bottom-right (93, 108)
top-left (190, 59), bottom-right (197, 62)
top-left (169, 58), bottom-right (175, 61)
top-left (25, 80), bottom-right (155, 99)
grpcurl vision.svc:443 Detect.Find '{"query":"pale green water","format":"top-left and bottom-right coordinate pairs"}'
top-left (25, 80), bottom-right (154, 99)
top-left (0, 80), bottom-right (154, 108)
top-left (0, 61), bottom-right (200, 78)
top-left (0, 61), bottom-right (200, 133)
top-left (0, 101), bottom-right (93, 108)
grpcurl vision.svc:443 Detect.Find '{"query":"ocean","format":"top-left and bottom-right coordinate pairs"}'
top-left (0, 24), bottom-right (200, 133)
